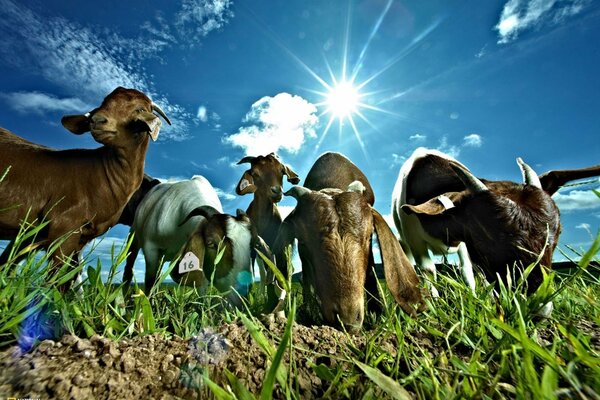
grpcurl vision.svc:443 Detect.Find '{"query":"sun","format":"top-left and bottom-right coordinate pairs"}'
top-left (326, 81), bottom-right (360, 120)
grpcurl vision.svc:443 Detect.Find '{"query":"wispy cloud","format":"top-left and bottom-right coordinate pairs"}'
top-left (224, 92), bottom-right (319, 156)
top-left (463, 133), bottom-right (483, 148)
top-left (175, 0), bottom-right (234, 45)
top-left (495, 0), bottom-right (589, 43)
top-left (436, 136), bottom-right (461, 159)
top-left (409, 133), bottom-right (426, 141)
top-left (553, 187), bottom-right (600, 212)
top-left (390, 153), bottom-right (406, 168)
top-left (0, 91), bottom-right (90, 115)
top-left (215, 187), bottom-right (236, 201)
top-left (0, 0), bottom-right (231, 141)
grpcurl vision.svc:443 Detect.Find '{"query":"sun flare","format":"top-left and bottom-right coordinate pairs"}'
top-left (326, 81), bottom-right (360, 120)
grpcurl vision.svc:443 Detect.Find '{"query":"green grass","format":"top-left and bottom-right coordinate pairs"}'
top-left (1, 220), bottom-right (599, 399)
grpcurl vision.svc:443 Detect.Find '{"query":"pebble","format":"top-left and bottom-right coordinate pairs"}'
top-left (37, 340), bottom-right (56, 353)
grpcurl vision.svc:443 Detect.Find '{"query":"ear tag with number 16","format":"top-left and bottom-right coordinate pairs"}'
top-left (179, 252), bottom-right (201, 274)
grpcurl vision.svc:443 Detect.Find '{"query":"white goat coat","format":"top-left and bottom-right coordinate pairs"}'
top-left (131, 176), bottom-right (223, 279)
top-left (391, 148), bottom-right (475, 295)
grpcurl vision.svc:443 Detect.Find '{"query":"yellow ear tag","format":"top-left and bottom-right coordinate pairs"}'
top-left (179, 252), bottom-right (201, 274)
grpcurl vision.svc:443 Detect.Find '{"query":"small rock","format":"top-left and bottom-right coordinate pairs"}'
top-left (75, 339), bottom-right (94, 352)
top-left (72, 373), bottom-right (91, 388)
top-left (163, 369), bottom-right (178, 385)
top-left (90, 334), bottom-right (103, 344)
top-left (121, 355), bottom-right (136, 373)
top-left (104, 342), bottom-right (120, 358)
top-left (100, 354), bottom-right (113, 368)
top-left (82, 349), bottom-right (94, 358)
top-left (37, 339), bottom-right (56, 353)
top-left (62, 334), bottom-right (79, 347)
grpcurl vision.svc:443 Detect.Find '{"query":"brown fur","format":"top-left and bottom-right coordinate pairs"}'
top-left (0, 87), bottom-right (166, 276)
top-left (236, 153), bottom-right (299, 276)
top-left (539, 164), bottom-right (600, 195)
top-left (304, 152), bottom-right (375, 206)
top-left (274, 153), bottom-right (423, 332)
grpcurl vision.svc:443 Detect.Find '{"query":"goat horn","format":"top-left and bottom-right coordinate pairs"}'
top-left (237, 156), bottom-right (257, 165)
top-left (347, 180), bottom-right (366, 194)
top-left (179, 205), bottom-right (220, 226)
top-left (516, 157), bottom-right (542, 188)
top-left (151, 103), bottom-right (171, 125)
top-left (284, 186), bottom-right (311, 200)
top-left (450, 164), bottom-right (488, 193)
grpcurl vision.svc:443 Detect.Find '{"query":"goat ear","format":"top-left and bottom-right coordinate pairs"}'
top-left (283, 164), bottom-right (300, 184)
top-left (61, 115), bottom-right (90, 135)
top-left (401, 192), bottom-right (463, 216)
top-left (236, 170), bottom-right (257, 195)
top-left (371, 208), bottom-right (424, 316)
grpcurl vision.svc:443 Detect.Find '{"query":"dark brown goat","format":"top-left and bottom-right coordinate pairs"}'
top-left (395, 149), bottom-right (600, 296)
top-left (0, 87), bottom-right (170, 277)
top-left (274, 152), bottom-right (423, 332)
top-left (539, 164), bottom-right (600, 195)
top-left (116, 174), bottom-right (161, 227)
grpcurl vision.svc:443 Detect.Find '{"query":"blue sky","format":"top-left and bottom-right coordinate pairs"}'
top-left (0, 0), bottom-right (598, 282)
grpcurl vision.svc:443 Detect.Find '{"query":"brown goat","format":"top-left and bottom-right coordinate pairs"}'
top-left (236, 153), bottom-right (299, 282)
top-left (0, 87), bottom-right (170, 277)
top-left (303, 151), bottom-right (375, 206)
top-left (273, 152), bottom-right (423, 332)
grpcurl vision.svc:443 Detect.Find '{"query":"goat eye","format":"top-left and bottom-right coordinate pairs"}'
top-left (137, 107), bottom-right (147, 113)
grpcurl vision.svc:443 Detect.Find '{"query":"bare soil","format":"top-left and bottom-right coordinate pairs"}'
top-left (3, 316), bottom-right (597, 399)
top-left (0, 316), bottom-right (424, 400)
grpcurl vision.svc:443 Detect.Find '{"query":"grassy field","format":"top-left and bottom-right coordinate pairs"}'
top-left (1, 220), bottom-right (599, 399)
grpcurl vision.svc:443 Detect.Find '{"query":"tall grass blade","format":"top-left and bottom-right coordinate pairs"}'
top-left (355, 360), bottom-right (412, 400)
top-left (260, 301), bottom-right (295, 400)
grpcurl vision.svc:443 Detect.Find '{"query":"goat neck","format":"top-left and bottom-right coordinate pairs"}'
top-left (247, 190), bottom-right (283, 245)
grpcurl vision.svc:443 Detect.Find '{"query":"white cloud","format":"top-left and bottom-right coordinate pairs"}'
top-left (0, 91), bottom-right (90, 115)
top-left (495, 0), bottom-right (589, 43)
top-left (450, 112), bottom-right (460, 120)
top-left (215, 187), bottom-right (236, 201)
top-left (197, 106), bottom-right (208, 122)
top-left (553, 188), bottom-right (600, 212)
top-left (409, 133), bottom-right (426, 141)
top-left (175, 0), bottom-right (234, 45)
top-left (390, 153), bottom-right (406, 168)
top-left (224, 92), bottom-right (319, 156)
top-left (463, 134), bottom-right (483, 148)
top-left (436, 136), bottom-right (461, 159)
top-left (0, 0), bottom-right (231, 141)
top-left (576, 223), bottom-right (591, 230)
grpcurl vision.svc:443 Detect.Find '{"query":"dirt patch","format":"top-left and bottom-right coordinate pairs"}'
top-left (1, 316), bottom-right (425, 399)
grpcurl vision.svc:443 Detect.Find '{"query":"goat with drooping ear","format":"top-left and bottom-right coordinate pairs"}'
top-left (394, 148), bottom-right (564, 299)
top-left (123, 176), bottom-right (271, 306)
top-left (235, 153), bottom-right (300, 305)
top-left (0, 87), bottom-right (169, 282)
top-left (273, 152), bottom-right (423, 332)
top-left (173, 207), bottom-right (272, 307)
